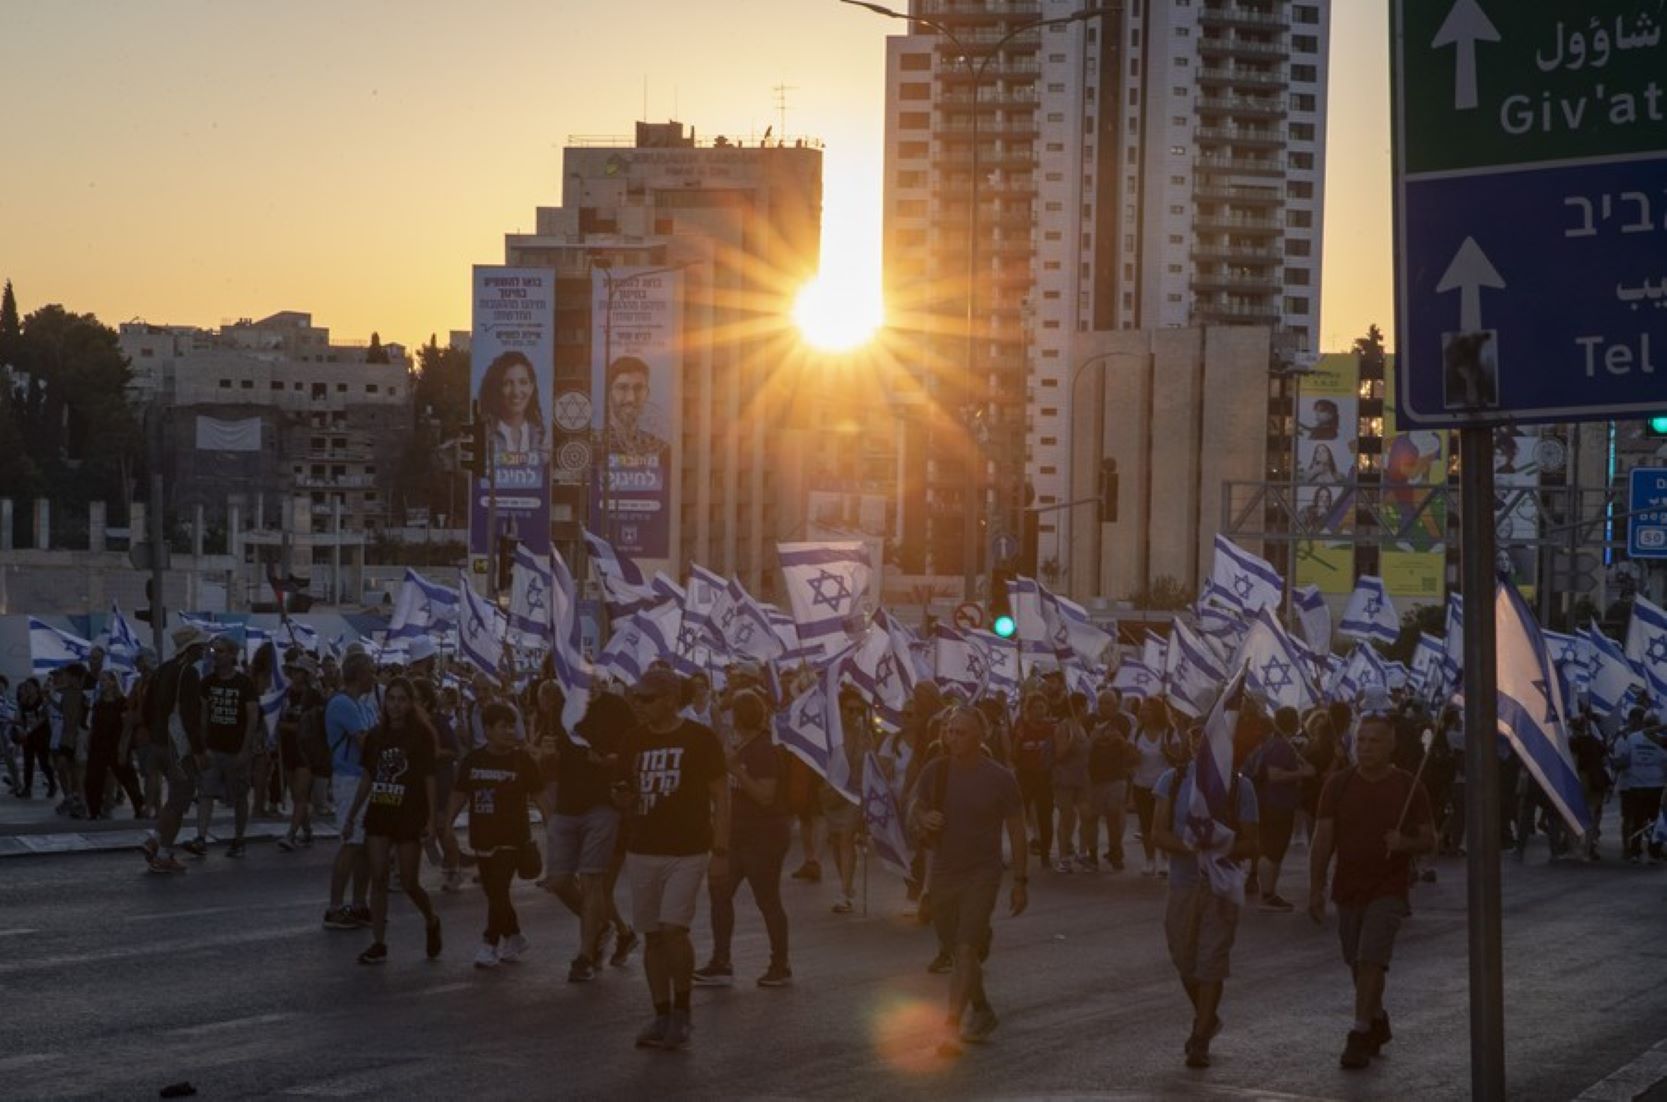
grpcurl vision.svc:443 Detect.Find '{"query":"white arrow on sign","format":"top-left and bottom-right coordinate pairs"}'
top-left (1431, 0), bottom-right (1501, 111)
top-left (1436, 236), bottom-right (1505, 331)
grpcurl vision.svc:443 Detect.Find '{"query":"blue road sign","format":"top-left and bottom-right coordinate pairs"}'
top-left (1629, 466), bottom-right (1667, 560)
top-left (1392, 0), bottom-right (1667, 428)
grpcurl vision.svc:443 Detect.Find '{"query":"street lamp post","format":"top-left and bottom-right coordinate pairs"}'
top-left (838, 0), bottom-right (1116, 601)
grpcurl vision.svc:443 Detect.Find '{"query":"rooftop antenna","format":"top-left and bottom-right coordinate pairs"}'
top-left (772, 83), bottom-right (797, 142)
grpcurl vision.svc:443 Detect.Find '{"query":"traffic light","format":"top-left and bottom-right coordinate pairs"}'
top-left (460, 419), bottom-right (488, 475)
top-left (1646, 415), bottom-right (1667, 438)
top-left (135, 578), bottom-right (156, 624)
top-left (1098, 457), bottom-right (1119, 523)
top-left (990, 566), bottom-right (1017, 639)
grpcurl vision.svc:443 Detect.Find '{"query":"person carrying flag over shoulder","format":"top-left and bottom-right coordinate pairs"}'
top-left (1307, 689), bottom-right (1436, 1071)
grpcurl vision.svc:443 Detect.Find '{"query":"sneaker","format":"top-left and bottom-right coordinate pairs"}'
top-left (147, 854), bottom-right (186, 874)
top-left (757, 963), bottom-right (793, 987)
top-left (1077, 853), bottom-right (1098, 872)
top-left (1259, 893), bottom-right (1295, 913)
top-left (1142, 859), bottom-right (1156, 878)
top-left (441, 868), bottom-right (464, 893)
top-left (926, 950), bottom-right (954, 975)
top-left (831, 897), bottom-right (854, 914)
top-left (357, 942), bottom-right (388, 966)
top-left (474, 943), bottom-right (500, 969)
top-left (961, 1003), bottom-right (999, 1044)
top-left (567, 955), bottom-right (596, 982)
top-left (692, 961), bottom-right (733, 987)
top-left (1028, 839), bottom-right (1042, 856)
top-left (323, 907), bottom-right (357, 930)
top-left (635, 1015), bottom-right (670, 1049)
top-left (500, 933), bottom-right (528, 963)
top-left (901, 899), bottom-right (920, 917)
top-left (299, 827), bottom-right (315, 847)
top-left (790, 860), bottom-right (822, 883)
top-left (1054, 859), bottom-right (1073, 874)
top-left (351, 906), bottom-right (374, 928)
top-left (1368, 1011), bottom-right (1392, 1054)
top-left (1185, 1035), bottom-right (1211, 1069)
top-left (1109, 858), bottom-right (1126, 872)
top-left (1340, 1029), bottom-right (1374, 1070)
top-left (276, 834), bottom-right (298, 853)
top-left (226, 840), bottom-right (246, 860)
top-left (1156, 864), bottom-right (1169, 879)
top-left (425, 915), bottom-right (443, 960)
top-left (662, 1009), bottom-right (692, 1050)
top-left (609, 927), bottom-right (639, 967)
top-left (140, 836), bottom-right (159, 860)
top-left (181, 837), bottom-right (208, 858)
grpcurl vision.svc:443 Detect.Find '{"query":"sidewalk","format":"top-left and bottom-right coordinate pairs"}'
top-left (0, 794), bottom-right (339, 858)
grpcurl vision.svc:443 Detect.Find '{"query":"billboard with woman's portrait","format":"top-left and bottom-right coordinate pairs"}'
top-left (471, 266), bottom-right (554, 561)
top-left (1294, 353), bottom-right (1359, 595)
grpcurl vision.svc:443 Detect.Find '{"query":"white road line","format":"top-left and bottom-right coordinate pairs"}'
top-left (169, 1012), bottom-right (296, 1037)
top-left (0, 1053), bottom-right (61, 1072)
top-left (417, 982), bottom-right (471, 995)
top-left (1574, 1038), bottom-right (1667, 1101)
top-left (0, 928), bottom-right (40, 937)
top-left (0, 925), bottom-right (315, 976)
top-left (128, 900), bottom-right (319, 922)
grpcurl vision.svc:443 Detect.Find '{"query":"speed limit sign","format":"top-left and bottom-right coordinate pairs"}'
top-left (953, 602), bottom-right (984, 630)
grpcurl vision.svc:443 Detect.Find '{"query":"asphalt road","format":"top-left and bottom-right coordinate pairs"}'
top-left (1, 833), bottom-right (1664, 1101)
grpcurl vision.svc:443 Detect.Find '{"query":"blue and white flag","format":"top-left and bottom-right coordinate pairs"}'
top-left (583, 529), bottom-right (658, 619)
top-left (106, 600), bottom-right (143, 660)
top-left (1294, 584), bottom-right (1331, 655)
top-left (968, 630), bottom-right (1021, 696)
top-left (1411, 633), bottom-right (1446, 696)
top-left (708, 579), bottom-right (784, 663)
top-left (1236, 606), bottom-right (1318, 711)
top-left (863, 750), bottom-right (913, 876)
top-left (387, 569), bottom-right (459, 643)
top-left (1624, 596), bottom-right (1667, 703)
top-left (1185, 664), bottom-right (1250, 905)
top-left (1166, 619), bottom-right (1228, 718)
top-left (1042, 585), bottom-right (1113, 666)
top-left (1209, 535), bottom-right (1284, 614)
top-left (848, 611), bottom-right (917, 726)
top-left (508, 545), bottom-right (555, 646)
top-left (1329, 643), bottom-right (1389, 703)
top-left (681, 564), bottom-right (728, 640)
top-left (1583, 622), bottom-right (1640, 717)
top-left (28, 618), bottom-right (93, 678)
top-left (274, 619), bottom-right (321, 655)
top-left (457, 576), bottom-right (506, 678)
top-left (260, 656), bottom-right (288, 740)
top-left (1495, 579), bottom-right (1591, 836)
top-left (548, 549), bottom-right (592, 730)
top-left (1439, 593), bottom-right (1465, 699)
top-left (778, 541), bottom-right (871, 656)
top-left (774, 658), bottom-right (849, 794)
top-left (1141, 632), bottom-right (1167, 675)
top-left (244, 625), bottom-right (273, 667)
top-left (1338, 575), bottom-right (1399, 646)
top-left (1111, 659), bottom-right (1162, 701)
top-left (932, 623), bottom-right (987, 699)
top-left (1008, 576), bottom-right (1054, 669)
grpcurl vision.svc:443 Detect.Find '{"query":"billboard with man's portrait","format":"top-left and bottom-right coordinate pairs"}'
top-left (591, 267), bottom-right (681, 559)
top-left (470, 266), bottom-right (554, 562)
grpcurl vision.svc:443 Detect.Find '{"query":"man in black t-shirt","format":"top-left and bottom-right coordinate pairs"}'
top-left (623, 668), bottom-right (729, 1052)
top-left (194, 636), bottom-right (259, 858)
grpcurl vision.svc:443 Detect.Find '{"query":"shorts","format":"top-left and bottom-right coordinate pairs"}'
top-left (820, 787), bottom-right (860, 835)
top-left (546, 805), bottom-right (620, 877)
top-left (1164, 882), bottom-right (1241, 984)
top-left (200, 751), bottom-right (251, 802)
top-left (1338, 895), bottom-right (1409, 970)
top-left (930, 871), bottom-right (1003, 950)
top-left (1259, 809), bottom-right (1296, 865)
top-left (163, 750), bottom-right (201, 815)
top-left (333, 773), bottom-right (366, 846)
top-left (626, 852), bottom-right (709, 932)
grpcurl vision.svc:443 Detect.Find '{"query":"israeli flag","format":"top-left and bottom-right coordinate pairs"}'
top-left (863, 750), bottom-right (913, 876)
top-left (848, 611), bottom-right (917, 727)
top-left (275, 620), bottom-right (321, 655)
top-left (1495, 579), bottom-right (1592, 836)
top-left (1623, 596), bottom-right (1667, 703)
top-left (457, 576), bottom-right (506, 678)
top-left (28, 618), bottom-right (93, 678)
top-left (681, 564), bottom-right (728, 641)
top-left (1338, 576), bottom-right (1399, 646)
top-left (778, 541), bottom-right (871, 656)
top-left (388, 569), bottom-right (459, 643)
top-left (773, 658), bottom-right (850, 796)
top-left (1042, 585), bottom-right (1113, 666)
top-left (1411, 633), bottom-right (1446, 696)
top-left (969, 630), bottom-right (1021, 696)
top-left (260, 656), bottom-right (289, 740)
top-left (106, 600), bottom-right (143, 659)
top-left (1008, 576), bottom-right (1054, 669)
top-left (1439, 593), bottom-right (1465, 699)
top-left (1237, 606), bottom-right (1318, 711)
top-left (931, 623), bottom-right (987, 699)
top-left (582, 529), bottom-right (658, 618)
top-left (1583, 622), bottom-right (1640, 717)
top-left (1330, 643), bottom-right (1389, 703)
top-left (1110, 659), bottom-right (1161, 700)
top-left (1294, 584), bottom-right (1331, 655)
top-left (508, 545), bottom-right (555, 646)
top-left (1141, 632), bottom-right (1167, 675)
top-left (1185, 664), bottom-right (1251, 905)
top-left (244, 625), bottom-right (273, 667)
top-left (711, 579), bottom-right (785, 663)
top-left (1062, 659), bottom-right (1103, 702)
top-left (1209, 535), bottom-right (1284, 614)
top-left (548, 549), bottom-right (592, 730)
top-left (1166, 619), bottom-right (1228, 718)
top-left (762, 604), bottom-right (804, 655)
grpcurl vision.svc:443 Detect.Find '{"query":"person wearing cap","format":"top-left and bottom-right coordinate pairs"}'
top-left (621, 667), bottom-right (730, 1052)
top-left (142, 627), bottom-right (211, 872)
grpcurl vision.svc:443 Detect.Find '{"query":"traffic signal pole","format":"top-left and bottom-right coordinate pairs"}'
top-left (486, 430), bottom-right (499, 599)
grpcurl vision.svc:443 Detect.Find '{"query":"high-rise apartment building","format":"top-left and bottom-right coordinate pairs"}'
top-left (882, 0), bottom-right (1329, 586)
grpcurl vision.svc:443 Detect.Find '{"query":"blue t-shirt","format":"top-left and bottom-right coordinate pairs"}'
top-left (325, 692), bottom-right (374, 779)
top-left (1154, 765), bottom-right (1259, 890)
top-left (1246, 734), bottom-right (1302, 814)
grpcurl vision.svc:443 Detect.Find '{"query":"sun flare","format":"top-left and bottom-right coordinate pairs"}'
top-left (793, 270), bottom-right (885, 353)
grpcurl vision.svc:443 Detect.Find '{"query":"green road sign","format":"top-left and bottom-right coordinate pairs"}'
top-left (1399, 0), bottom-right (1667, 175)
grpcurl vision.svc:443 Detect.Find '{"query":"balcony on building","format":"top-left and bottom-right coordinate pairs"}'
top-left (1194, 124), bottom-right (1287, 149)
top-left (1196, 93), bottom-right (1288, 119)
top-left (1191, 266), bottom-right (1281, 295)
top-left (1193, 299), bottom-right (1283, 323)
top-left (1197, 65), bottom-right (1287, 90)
top-left (1198, 32), bottom-right (1290, 63)
top-left (1199, 2), bottom-right (1293, 33)
top-left (1195, 152), bottom-right (1287, 177)
top-left (1193, 182), bottom-right (1283, 206)
top-left (1191, 238), bottom-right (1283, 265)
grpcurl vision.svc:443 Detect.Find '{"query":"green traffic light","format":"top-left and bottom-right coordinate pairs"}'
top-left (1649, 414), bottom-right (1667, 435)
top-left (993, 614), bottom-right (1017, 639)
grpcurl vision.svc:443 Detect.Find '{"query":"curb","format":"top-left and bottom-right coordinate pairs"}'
top-left (0, 825), bottom-right (342, 859)
top-left (1575, 1039), bottom-right (1667, 1101)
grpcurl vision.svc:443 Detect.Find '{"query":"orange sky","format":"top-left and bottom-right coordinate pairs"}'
top-left (0, 0), bottom-right (1391, 354)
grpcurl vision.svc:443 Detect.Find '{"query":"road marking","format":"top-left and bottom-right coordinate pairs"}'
top-left (417, 982), bottom-right (471, 996)
top-left (0, 926), bottom-right (315, 976)
top-left (169, 1012), bottom-right (296, 1037)
top-left (128, 900), bottom-right (319, 922)
top-left (0, 928), bottom-right (40, 937)
top-left (0, 1053), bottom-right (61, 1071)
top-left (1574, 1038), bottom-right (1667, 1101)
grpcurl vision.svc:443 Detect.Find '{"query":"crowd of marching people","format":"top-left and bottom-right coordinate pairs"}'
top-left (8, 609), bottom-right (1664, 1071)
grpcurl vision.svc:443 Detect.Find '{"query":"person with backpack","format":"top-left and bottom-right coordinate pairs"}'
top-left (1307, 705), bottom-right (1436, 1070)
top-left (275, 657), bottom-right (327, 853)
top-left (1084, 696), bottom-right (1141, 871)
top-left (693, 688), bottom-right (793, 988)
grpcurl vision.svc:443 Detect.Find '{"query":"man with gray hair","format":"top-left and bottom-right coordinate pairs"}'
top-left (323, 652), bottom-right (378, 929)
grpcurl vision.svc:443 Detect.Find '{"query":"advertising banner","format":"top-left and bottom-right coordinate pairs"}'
top-left (1294, 354), bottom-right (1358, 595)
top-left (1380, 353), bottom-right (1448, 602)
top-left (592, 268), bottom-right (681, 559)
top-left (470, 266), bottom-right (554, 560)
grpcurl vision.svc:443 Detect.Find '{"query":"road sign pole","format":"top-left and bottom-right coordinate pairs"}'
top-left (1458, 424), bottom-right (1505, 1101)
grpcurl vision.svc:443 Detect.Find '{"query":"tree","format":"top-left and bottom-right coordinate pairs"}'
top-left (393, 334), bottom-right (472, 516)
top-left (0, 279), bottom-right (21, 369)
top-left (365, 330), bottom-right (389, 364)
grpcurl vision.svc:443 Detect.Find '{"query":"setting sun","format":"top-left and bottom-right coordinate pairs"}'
top-left (793, 269), bottom-right (885, 353)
